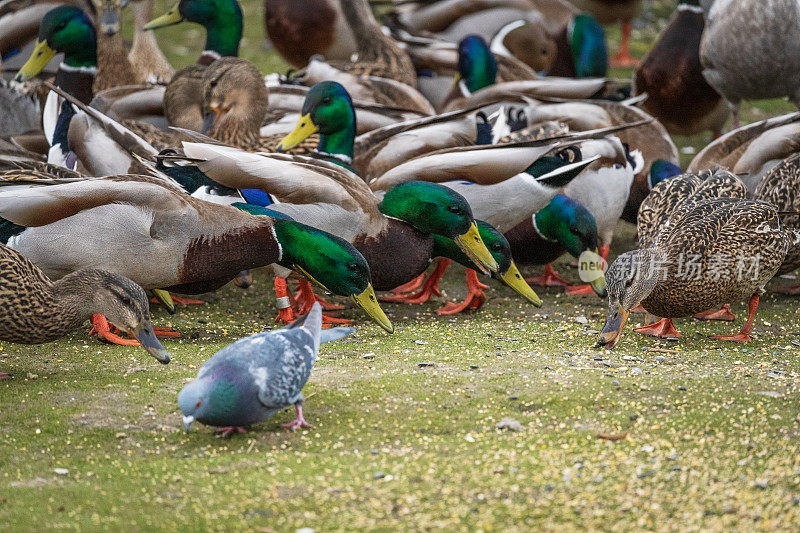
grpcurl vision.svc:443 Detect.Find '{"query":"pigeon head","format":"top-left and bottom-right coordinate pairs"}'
top-left (178, 374), bottom-right (240, 431)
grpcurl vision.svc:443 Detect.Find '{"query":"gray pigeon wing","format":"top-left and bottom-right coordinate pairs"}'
top-left (255, 327), bottom-right (319, 409)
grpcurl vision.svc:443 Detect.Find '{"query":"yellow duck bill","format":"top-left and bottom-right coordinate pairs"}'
top-left (276, 114), bottom-right (318, 152)
top-left (143, 3), bottom-right (184, 30)
top-left (498, 261), bottom-right (542, 307)
top-left (456, 222), bottom-right (499, 275)
top-left (351, 285), bottom-right (394, 333)
top-left (15, 40), bottom-right (56, 82)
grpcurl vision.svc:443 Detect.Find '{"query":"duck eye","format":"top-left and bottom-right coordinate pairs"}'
top-left (120, 296), bottom-right (132, 305)
top-left (492, 243), bottom-right (502, 251)
top-left (624, 278), bottom-right (633, 289)
top-left (347, 262), bottom-right (359, 272)
top-left (541, 48), bottom-right (548, 55)
top-left (447, 205), bottom-right (461, 214)
top-left (321, 96), bottom-right (332, 105)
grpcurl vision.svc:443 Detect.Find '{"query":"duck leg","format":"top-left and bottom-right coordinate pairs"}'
top-left (381, 259), bottom-right (451, 304)
top-left (711, 295), bottom-right (758, 343)
top-left (149, 293), bottom-right (205, 307)
top-left (385, 272), bottom-right (426, 296)
top-left (281, 401), bottom-right (312, 431)
top-left (214, 426), bottom-right (248, 438)
top-left (89, 314), bottom-right (145, 346)
top-left (610, 21), bottom-right (638, 67)
top-left (90, 315), bottom-right (180, 343)
top-left (293, 279), bottom-right (345, 314)
top-left (526, 263), bottom-right (570, 287)
top-left (274, 277), bottom-right (297, 324)
top-left (436, 269), bottom-right (489, 314)
top-left (694, 304), bottom-right (736, 321)
top-left (633, 318), bottom-right (681, 339)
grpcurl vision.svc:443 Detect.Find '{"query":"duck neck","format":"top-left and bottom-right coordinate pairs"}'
top-left (54, 63), bottom-right (97, 104)
top-left (203, 3), bottom-right (243, 58)
top-left (318, 123), bottom-right (355, 162)
top-left (94, 29), bottom-right (138, 92)
top-left (50, 270), bottom-right (104, 320)
top-left (339, 0), bottom-right (386, 50)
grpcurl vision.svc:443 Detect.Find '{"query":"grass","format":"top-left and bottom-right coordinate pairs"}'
top-left (3, 2), bottom-right (800, 531)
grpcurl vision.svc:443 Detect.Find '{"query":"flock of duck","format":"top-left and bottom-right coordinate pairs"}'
top-left (1, 0), bottom-right (800, 433)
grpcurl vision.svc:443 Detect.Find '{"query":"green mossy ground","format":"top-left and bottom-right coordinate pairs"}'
top-left (2, 1), bottom-right (800, 530)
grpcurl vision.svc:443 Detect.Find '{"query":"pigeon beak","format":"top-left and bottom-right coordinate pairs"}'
top-left (183, 415), bottom-right (194, 432)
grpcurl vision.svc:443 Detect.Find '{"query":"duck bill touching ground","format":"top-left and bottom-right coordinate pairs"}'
top-left (350, 285), bottom-right (393, 333)
top-left (497, 261), bottom-right (542, 307)
top-left (15, 40), bottom-right (57, 82)
top-left (294, 264), bottom-right (393, 333)
top-left (595, 300), bottom-right (629, 349)
top-left (132, 323), bottom-right (171, 364)
top-left (455, 221), bottom-right (499, 274)
top-left (143, 3), bottom-right (184, 29)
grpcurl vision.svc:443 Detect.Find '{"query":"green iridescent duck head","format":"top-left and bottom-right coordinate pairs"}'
top-left (534, 194), bottom-right (606, 297)
top-left (379, 181), bottom-right (499, 275)
top-left (277, 81), bottom-right (356, 161)
top-left (15, 6), bottom-right (97, 81)
top-left (145, 0), bottom-right (242, 57)
top-left (272, 218), bottom-right (393, 333)
top-left (433, 220), bottom-right (542, 307)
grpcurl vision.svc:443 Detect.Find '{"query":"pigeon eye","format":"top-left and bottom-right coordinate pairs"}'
top-left (195, 400), bottom-right (202, 408)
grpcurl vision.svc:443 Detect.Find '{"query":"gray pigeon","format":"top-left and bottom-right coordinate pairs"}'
top-left (179, 302), bottom-right (353, 436)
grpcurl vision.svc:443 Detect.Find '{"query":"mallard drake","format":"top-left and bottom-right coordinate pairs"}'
top-left (11, 1), bottom-right (139, 95)
top-left (180, 142), bottom-right (501, 292)
top-left (0, 241), bottom-right (169, 376)
top-left (753, 152), bottom-right (800, 295)
top-left (520, 99), bottom-right (679, 223)
top-left (687, 112), bottom-right (800, 193)
top-left (570, 0), bottom-right (640, 67)
top-left (0, 173), bottom-right (394, 332)
top-left (700, 0), bottom-right (800, 128)
top-left (633, 0), bottom-right (728, 137)
top-left (504, 193), bottom-right (605, 295)
top-left (263, 0), bottom-right (355, 68)
top-left (144, 0), bottom-right (241, 64)
top-left (385, 219), bottom-right (542, 314)
top-left (598, 174), bottom-right (790, 349)
top-left (442, 33), bottom-right (607, 109)
top-left (14, 5), bottom-right (98, 102)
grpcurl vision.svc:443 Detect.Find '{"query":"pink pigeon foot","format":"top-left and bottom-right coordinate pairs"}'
top-left (214, 426), bottom-right (247, 438)
top-left (282, 403), bottom-right (312, 431)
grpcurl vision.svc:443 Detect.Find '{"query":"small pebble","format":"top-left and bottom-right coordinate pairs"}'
top-left (54, 468), bottom-right (69, 475)
top-left (496, 417), bottom-right (525, 432)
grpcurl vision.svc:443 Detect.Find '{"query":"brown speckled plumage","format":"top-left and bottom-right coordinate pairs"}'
top-left (614, 170), bottom-right (789, 319)
top-left (333, 0), bottom-right (417, 87)
top-left (638, 198), bottom-right (787, 318)
top-left (637, 169), bottom-right (747, 247)
top-left (754, 152), bottom-right (800, 274)
top-left (0, 244), bottom-right (151, 344)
